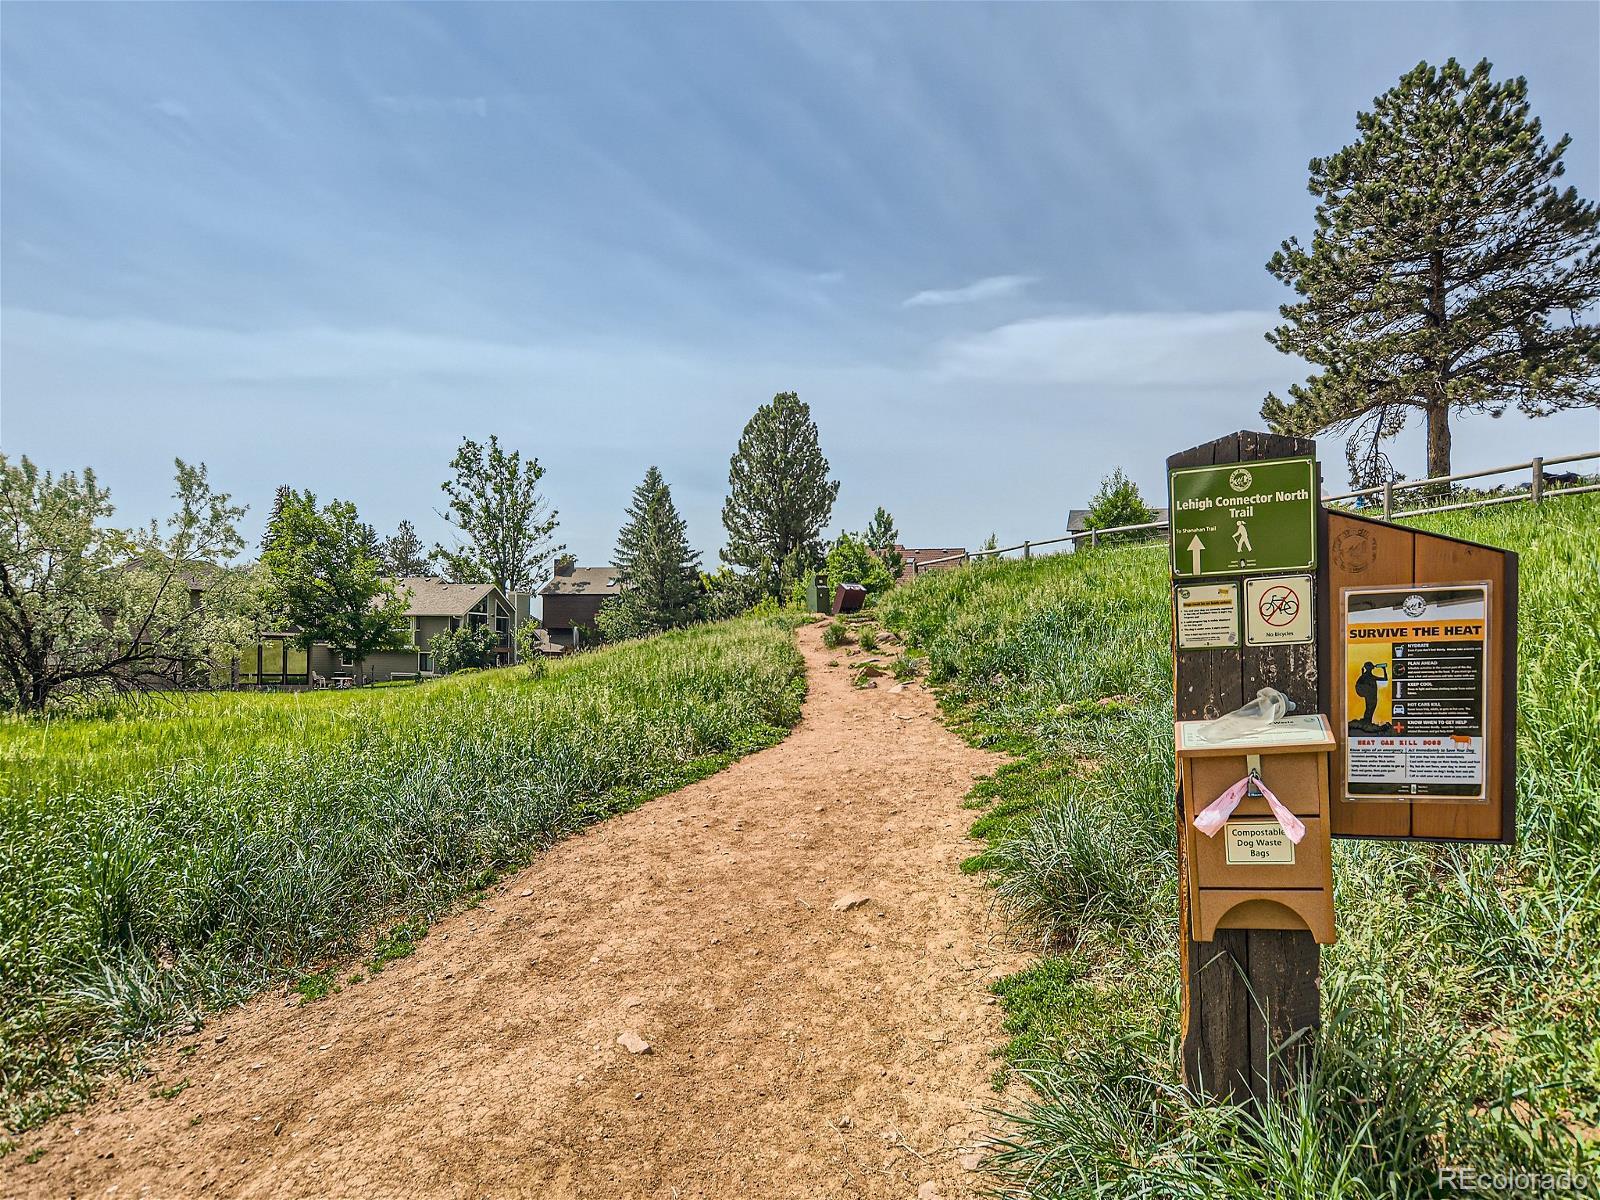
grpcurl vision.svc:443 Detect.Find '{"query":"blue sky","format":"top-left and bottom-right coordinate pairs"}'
top-left (3, 2), bottom-right (1597, 566)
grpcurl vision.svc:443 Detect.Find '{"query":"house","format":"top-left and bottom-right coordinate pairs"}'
top-left (895, 545), bottom-right (968, 581)
top-left (538, 562), bottom-right (621, 649)
top-left (1066, 508), bottom-right (1169, 544)
top-left (238, 576), bottom-right (517, 685)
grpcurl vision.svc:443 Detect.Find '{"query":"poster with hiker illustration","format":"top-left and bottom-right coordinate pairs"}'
top-left (1342, 584), bottom-right (1490, 802)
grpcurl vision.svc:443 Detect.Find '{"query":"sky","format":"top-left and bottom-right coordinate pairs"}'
top-left (2, 2), bottom-right (1597, 567)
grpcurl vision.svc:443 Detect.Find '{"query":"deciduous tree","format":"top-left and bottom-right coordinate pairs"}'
top-left (826, 532), bottom-right (895, 600)
top-left (1263, 58), bottom-right (1600, 483)
top-left (0, 456), bottom-right (248, 711)
top-left (259, 490), bottom-right (409, 675)
top-left (1081, 468), bottom-right (1158, 544)
top-left (720, 392), bottom-right (839, 601)
top-left (436, 436), bottom-right (562, 592)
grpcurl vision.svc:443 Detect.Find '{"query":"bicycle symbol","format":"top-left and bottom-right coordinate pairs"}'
top-left (1258, 586), bottom-right (1300, 626)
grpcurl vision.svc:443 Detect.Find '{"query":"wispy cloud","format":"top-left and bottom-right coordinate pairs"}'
top-left (931, 310), bottom-right (1283, 387)
top-left (902, 274), bottom-right (1035, 308)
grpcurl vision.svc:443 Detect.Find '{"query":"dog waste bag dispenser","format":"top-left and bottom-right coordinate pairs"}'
top-left (1177, 714), bottom-right (1336, 944)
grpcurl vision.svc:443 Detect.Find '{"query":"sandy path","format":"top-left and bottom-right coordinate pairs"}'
top-left (12, 623), bottom-right (1017, 1200)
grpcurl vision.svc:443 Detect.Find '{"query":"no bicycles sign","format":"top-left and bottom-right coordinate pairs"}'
top-left (1245, 574), bottom-right (1313, 646)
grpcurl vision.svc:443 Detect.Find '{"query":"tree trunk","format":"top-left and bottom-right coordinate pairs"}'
top-left (1425, 400), bottom-right (1452, 481)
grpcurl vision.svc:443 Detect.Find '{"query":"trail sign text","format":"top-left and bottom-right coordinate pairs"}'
top-left (1169, 456), bottom-right (1317, 578)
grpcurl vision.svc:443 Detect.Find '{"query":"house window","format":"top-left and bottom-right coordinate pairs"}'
top-left (340, 652), bottom-right (355, 669)
top-left (419, 651), bottom-right (432, 673)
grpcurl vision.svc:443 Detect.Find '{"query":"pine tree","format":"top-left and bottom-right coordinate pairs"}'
top-left (1263, 58), bottom-right (1600, 483)
top-left (720, 392), bottom-right (839, 600)
top-left (379, 520), bottom-right (432, 576)
top-left (862, 506), bottom-right (903, 581)
top-left (609, 466), bottom-right (702, 634)
top-left (259, 485), bottom-right (292, 554)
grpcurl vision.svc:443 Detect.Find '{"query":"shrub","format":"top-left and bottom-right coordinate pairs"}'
top-left (826, 533), bottom-right (894, 599)
top-left (821, 620), bottom-right (849, 649)
top-left (428, 625), bottom-right (498, 675)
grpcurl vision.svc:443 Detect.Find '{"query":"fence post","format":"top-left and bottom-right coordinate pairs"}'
top-left (1091, 530), bottom-right (1099, 549)
top-left (1381, 479), bottom-right (1393, 520)
top-left (1023, 540), bottom-right (1032, 560)
top-left (1531, 457), bottom-right (1544, 503)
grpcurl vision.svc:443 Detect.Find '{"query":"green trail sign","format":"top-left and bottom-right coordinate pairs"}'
top-left (1169, 455), bottom-right (1317, 578)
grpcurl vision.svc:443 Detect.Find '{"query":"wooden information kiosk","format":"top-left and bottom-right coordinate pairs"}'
top-left (1170, 430), bottom-right (1519, 1106)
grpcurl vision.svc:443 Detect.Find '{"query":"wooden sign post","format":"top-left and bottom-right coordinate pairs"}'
top-left (1170, 431), bottom-right (1324, 1104)
top-left (1170, 430), bottom-right (1519, 1106)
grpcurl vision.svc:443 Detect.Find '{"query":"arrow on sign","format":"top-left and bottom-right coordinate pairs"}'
top-left (1186, 534), bottom-right (1205, 576)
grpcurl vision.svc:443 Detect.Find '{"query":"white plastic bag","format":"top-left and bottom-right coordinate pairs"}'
top-left (1192, 686), bottom-right (1296, 744)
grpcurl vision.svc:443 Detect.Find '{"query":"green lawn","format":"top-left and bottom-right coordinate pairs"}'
top-left (878, 494), bottom-right (1599, 1197)
top-left (0, 614), bottom-right (805, 1132)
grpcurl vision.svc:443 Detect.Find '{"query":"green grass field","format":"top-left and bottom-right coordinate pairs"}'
top-left (0, 614), bottom-right (805, 1132)
top-left (878, 494), bottom-right (1599, 1197)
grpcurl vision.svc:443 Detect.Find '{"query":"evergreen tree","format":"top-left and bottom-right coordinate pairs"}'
top-left (608, 466), bottom-right (702, 635)
top-left (379, 520), bottom-right (432, 576)
top-left (1263, 58), bottom-right (1600, 483)
top-left (720, 392), bottom-right (839, 601)
top-left (260, 485), bottom-right (292, 554)
top-left (862, 506), bottom-right (903, 581)
top-left (435, 436), bottom-right (562, 592)
top-left (1081, 468), bottom-right (1159, 545)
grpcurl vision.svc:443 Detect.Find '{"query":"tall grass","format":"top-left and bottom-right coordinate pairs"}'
top-left (0, 614), bottom-right (805, 1131)
top-left (879, 495), bottom-right (1600, 1195)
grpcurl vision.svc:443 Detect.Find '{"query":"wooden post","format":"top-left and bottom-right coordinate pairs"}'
top-left (1171, 430), bottom-right (1322, 1105)
top-left (1531, 456), bottom-right (1544, 502)
top-left (1023, 540), bottom-right (1032, 560)
top-left (1381, 478), bottom-right (1393, 520)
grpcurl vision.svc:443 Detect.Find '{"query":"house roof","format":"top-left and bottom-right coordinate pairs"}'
top-left (1066, 508), bottom-right (1168, 533)
top-left (393, 575), bottom-right (504, 617)
top-left (539, 566), bottom-right (622, 597)
top-left (896, 546), bottom-right (968, 566)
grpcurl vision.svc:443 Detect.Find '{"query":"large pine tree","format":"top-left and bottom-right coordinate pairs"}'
top-left (720, 392), bottom-right (839, 600)
top-left (609, 466), bottom-right (702, 633)
top-left (1263, 59), bottom-right (1599, 483)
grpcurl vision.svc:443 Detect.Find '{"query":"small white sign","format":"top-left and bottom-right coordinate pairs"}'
top-left (1245, 574), bottom-right (1314, 646)
top-left (1176, 583), bottom-right (1240, 650)
top-left (1224, 820), bottom-right (1296, 864)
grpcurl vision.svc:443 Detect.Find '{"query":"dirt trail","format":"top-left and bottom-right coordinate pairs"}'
top-left (14, 623), bottom-right (1019, 1200)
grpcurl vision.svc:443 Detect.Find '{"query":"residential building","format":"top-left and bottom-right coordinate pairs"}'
top-left (538, 562), bottom-right (621, 649)
top-left (1065, 507), bottom-right (1169, 546)
top-left (895, 545), bottom-right (968, 581)
top-left (238, 576), bottom-right (517, 685)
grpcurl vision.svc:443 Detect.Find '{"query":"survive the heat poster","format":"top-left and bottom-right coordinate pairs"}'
top-left (1342, 584), bottom-right (1489, 802)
